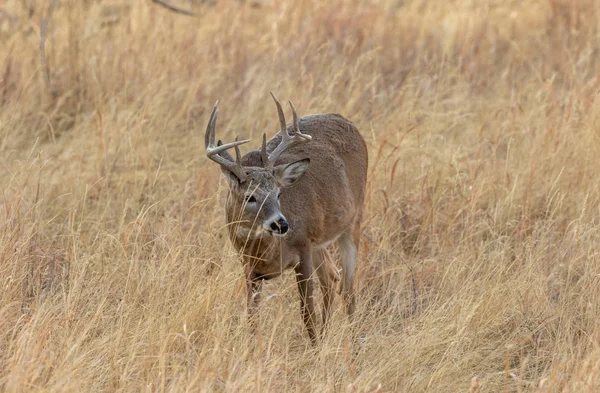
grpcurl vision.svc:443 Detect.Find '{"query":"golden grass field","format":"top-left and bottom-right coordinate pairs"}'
top-left (1, 0), bottom-right (600, 391)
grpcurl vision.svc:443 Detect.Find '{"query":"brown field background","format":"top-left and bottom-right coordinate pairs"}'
top-left (1, 0), bottom-right (600, 391)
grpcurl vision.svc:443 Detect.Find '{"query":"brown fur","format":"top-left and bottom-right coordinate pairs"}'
top-left (222, 113), bottom-right (368, 343)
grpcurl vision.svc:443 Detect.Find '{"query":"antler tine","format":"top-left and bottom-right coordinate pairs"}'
top-left (288, 100), bottom-right (311, 142)
top-left (270, 92), bottom-right (288, 136)
top-left (234, 136), bottom-right (242, 165)
top-left (261, 133), bottom-right (269, 167)
top-left (289, 100), bottom-right (300, 136)
top-left (204, 101), bottom-right (250, 181)
top-left (266, 97), bottom-right (312, 167)
top-left (204, 101), bottom-right (219, 149)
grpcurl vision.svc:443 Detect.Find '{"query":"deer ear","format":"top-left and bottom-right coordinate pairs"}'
top-left (274, 158), bottom-right (310, 187)
top-left (216, 144), bottom-right (243, 186)
top-left (221, 166), bottom-right (243, 186)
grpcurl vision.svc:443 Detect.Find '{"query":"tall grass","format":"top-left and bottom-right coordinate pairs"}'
top-left (1, 0), bottom-right (600, 391)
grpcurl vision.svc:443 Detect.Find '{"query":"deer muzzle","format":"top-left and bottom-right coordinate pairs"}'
top-left (264, 215), bottom-right (289, 236)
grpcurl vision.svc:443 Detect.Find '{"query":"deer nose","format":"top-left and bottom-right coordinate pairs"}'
top-left (269, 218), bottom-right (289, 234)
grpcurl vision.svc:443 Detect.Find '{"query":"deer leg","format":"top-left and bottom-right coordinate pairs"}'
top-left (295, 249), bottom-right (318, 344)
top-left (338, 229), bottom-right (358, 317)
top-left (313, 249), bottom-right (337, 337)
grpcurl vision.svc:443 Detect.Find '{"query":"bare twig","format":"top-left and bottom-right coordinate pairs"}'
top-left (151, 0), bottom-right (196, 16)
top-left (40, 0), bottom-right (58, 93)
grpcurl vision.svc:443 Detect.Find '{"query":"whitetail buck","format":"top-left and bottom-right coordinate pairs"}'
top-left (204, 93), bottom-right (368, 343)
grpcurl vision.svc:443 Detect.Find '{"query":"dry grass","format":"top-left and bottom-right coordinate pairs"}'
top-left (1, 0), bottom-right (600, 391)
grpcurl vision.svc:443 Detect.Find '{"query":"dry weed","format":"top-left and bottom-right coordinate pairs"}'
top-left (1, 0), bottom-right (600, 391)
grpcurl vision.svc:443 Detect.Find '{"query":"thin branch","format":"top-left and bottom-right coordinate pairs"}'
top-left (151, 0), bottom-right (196, 16)
top-left (40, 0), bottom-right (58, 94)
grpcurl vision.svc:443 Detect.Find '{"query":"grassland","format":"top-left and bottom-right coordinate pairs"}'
top-left (1, 0), bottom-right (600, 391)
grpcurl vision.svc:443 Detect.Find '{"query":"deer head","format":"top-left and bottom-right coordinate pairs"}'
top-left (205, 93), bottom-right (312, 239)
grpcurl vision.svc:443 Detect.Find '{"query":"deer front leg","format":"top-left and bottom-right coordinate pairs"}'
top-left (295, 249), bottom-right (318, 344)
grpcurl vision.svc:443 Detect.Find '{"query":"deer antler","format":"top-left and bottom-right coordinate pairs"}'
top-left (260, 133), bottom-right (269, 167)
top-left (266, 92), bottom-right (312, 168)
top-left (205, 101), bottom-right (250, 181)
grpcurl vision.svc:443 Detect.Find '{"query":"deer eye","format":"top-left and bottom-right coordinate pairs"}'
top-left (245, 195), bottom-right (256, 203)
top-left (277, 192), bottom-right (281, 200)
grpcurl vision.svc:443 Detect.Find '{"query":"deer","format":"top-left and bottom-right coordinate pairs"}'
top-left (204, 93), bottom-right (368, 343)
